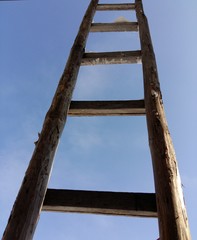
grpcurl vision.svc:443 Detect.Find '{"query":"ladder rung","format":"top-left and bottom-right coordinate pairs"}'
top-left (81, 50), bottom-right (142, 65)
top-left (90, 22), bottom-right (138, 32)
top-left (43, 189), bottom-right (157, 218)
top-left (68, 100), bottom-right (145, 116)
top-left (97, 3), bottom-right (135, 11)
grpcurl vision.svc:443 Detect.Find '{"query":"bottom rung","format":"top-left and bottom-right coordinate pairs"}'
top-left (43, 189), bottom-right (157, 218)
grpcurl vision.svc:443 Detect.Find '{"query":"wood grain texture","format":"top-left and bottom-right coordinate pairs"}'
top-left (43, 189), bottom-right (157, 218)
top-left (69, 100), bottom-right (145, 116)
top-left (90, 22), bottom-right (139, 32)
top-left (81, 50), bottom-right (142, 65)
top-left (136, 0), bottom-right (191, 239)
top-left (2, 1), bottom-right (99, 239)
top-left (97, 4), bottom-right (135, 11)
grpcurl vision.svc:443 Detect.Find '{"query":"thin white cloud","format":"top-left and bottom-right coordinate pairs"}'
top-left (73, 67), bottom-right (107, 99)
top-left (69, 130), bottom-right (102, 151)
top-left (0, 148), bottom-right (31, 235)
top-left (182, 175), bottom-right (197, 189)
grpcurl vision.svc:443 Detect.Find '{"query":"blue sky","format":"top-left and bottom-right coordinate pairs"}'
top-left (0, 0), bottom-right (196, 239)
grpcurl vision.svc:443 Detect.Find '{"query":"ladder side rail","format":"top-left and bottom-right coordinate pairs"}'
top-left (135, 0), bottom-right (191, 239)
top-left (2, 0), bottom-right (99, 239)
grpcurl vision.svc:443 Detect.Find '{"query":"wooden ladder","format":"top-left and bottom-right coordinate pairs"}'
top-left (3, 1), bottom-right (191, 239)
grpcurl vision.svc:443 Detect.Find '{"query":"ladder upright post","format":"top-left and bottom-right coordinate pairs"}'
top-left (135, 0), bottom-right (191, 239)
top-left (2, 0), bottom-right (99, 239)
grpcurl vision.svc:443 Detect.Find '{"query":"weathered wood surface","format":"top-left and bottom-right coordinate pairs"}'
top-left (97, 3), bottom-right (135, 11)
top-left (90, 22), bottom-right (138, 32)
top-left (81, 50), bottom-right (142, 65)
top-left (43, 189), bottom-right (157, 218)
top-left (69, 100), bottom-right (145, 116)
top-left (135, 0), bottom-right (191, 239)
top-left (2, 1), bottom-right (99, 240)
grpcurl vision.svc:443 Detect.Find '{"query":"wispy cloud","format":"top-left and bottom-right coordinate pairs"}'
top-left (73, 66), bottom-right (108, 99)
top-left (69, 130), bottom-right (102, 151)
top-left (182, 175), bottom-right (197, 190)
top-left (0, 148), bottom-right (31, 235)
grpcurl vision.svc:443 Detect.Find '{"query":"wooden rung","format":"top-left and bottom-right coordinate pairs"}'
top-left (90, 22), bottom-right (138, 32)
top-left (43, 189), bottom-right (157, 218)
top-left (68, 100), bottom-right (145, 116)
top-left (97, 3), bottom-right (135, 11)
top-left (81, 50), bottom-right (142, 65)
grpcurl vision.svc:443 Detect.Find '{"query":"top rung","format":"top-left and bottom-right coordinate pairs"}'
top-left (97, 3), bottom-right (135, 11)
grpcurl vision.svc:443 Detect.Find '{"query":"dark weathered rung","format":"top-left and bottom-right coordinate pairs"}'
top-left (43, 189), bottom-right (157, 218)
top-left (97, 3), bottom-right (135, 11)
top-left (90, 22), bottom-right (138, 32)
top-left (68, 100), bottom-right (145, 116)
top-left (81, 50), bottom-right (142, 65)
